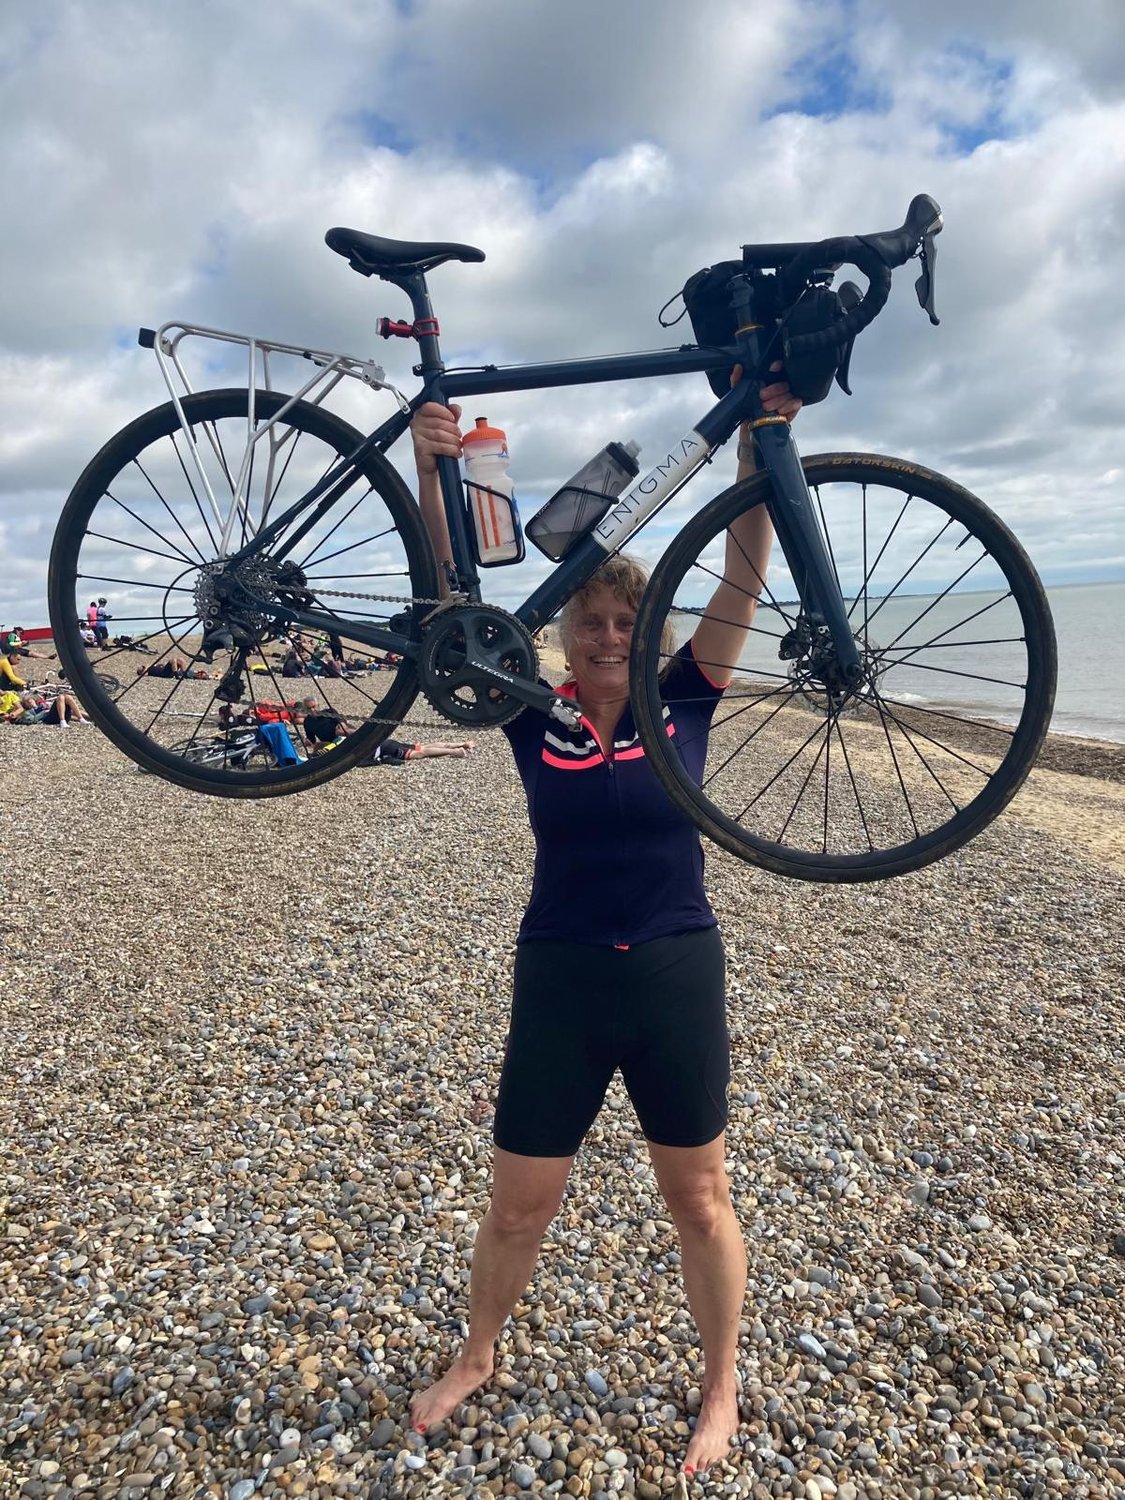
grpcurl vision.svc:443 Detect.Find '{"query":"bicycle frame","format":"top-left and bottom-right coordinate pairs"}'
top-left (173, 284), bottom-right (862, 693)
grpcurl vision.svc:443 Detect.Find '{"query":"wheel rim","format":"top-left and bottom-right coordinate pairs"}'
top-left (48, 390), bottom-right (436, 792)
top-left (634, 456), bottom-right (1056, 878)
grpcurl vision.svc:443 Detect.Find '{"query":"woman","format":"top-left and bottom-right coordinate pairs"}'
top-left (406, 369), bottom-right (799, 1480)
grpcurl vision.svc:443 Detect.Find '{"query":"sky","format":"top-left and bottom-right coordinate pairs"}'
top-left (2, 0), bottom-right (1124, 629)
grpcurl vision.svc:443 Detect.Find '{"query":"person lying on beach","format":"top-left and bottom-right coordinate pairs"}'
top-left (2, 690), bottom-right (91, 725)
top-left (296, 697), bottom-right (474, 760)
top-left (0, 689), bottom-right (25, 722)
top-left (404, 365), bottom-right (801, 1479)
top-left (137, 657), bottom-right (217, 680)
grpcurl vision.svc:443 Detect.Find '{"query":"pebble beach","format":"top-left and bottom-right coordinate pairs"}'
top-left (3, 668), bottom-right (1124, 1500)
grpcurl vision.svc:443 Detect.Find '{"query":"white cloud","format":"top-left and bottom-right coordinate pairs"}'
top-left (1, 0), bottom-right (1123, 636)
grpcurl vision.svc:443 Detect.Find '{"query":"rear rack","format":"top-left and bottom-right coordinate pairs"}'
top-left (136, 320), bottom-right (411, 553)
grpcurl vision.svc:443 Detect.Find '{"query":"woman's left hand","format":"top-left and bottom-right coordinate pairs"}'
top-left (761, 361), bottom-right (803, 422)
top-left (732, 361), bottom-right (803, 423)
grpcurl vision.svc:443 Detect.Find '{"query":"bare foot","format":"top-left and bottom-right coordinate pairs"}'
top-left (408, 1349), bottom-right (495, 1432)
top-left (683, 1383), bottom-right (740, 1478)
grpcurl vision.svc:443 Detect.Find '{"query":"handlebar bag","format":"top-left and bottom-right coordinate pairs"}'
top-left (779, 285), bottom-right (851, 406)
top-left (678, 265), bottom-right (848, 406)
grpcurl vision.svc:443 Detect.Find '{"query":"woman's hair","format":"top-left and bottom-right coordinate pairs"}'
top-left (558, 554), bottom-right (677, 679)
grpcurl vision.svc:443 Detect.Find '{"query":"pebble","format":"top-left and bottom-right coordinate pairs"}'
top-left (3, 711), bottom-right (1124, 1499)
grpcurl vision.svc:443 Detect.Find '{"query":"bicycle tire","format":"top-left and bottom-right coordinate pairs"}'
top-left (48, 388), bottom-right (439, 797)
top-left (631, 453), bottom-right (1056, 882)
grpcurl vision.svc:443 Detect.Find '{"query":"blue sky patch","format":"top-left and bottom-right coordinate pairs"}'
top-left (937, 44), bottom-right (1016, 154)
top-left (350, 109), bottom-right (417, 155)
top-left (770, 43), bottom-right (890, 120)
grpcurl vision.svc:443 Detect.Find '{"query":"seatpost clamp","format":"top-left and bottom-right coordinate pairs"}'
top-left (377, 316), bottom-right (442, 340)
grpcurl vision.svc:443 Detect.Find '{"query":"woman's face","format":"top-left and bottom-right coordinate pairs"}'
top-left (567, 586), bottom-right (635, 698)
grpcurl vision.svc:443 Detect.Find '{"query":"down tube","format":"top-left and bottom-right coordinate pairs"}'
top-left (516, 426), bottom-right (715, 631)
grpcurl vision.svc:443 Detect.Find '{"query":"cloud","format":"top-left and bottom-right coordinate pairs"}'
top-left (2, 0), bottom-right (1123, 636)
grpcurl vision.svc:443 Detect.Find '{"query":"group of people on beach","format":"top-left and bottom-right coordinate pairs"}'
top-left (0, 629), bottom-right (91, 727)
top-left (216, 696), bottom-right (475, 763)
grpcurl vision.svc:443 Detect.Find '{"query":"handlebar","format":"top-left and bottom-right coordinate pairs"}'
top-left (745, 194), bottom-right (944, 363)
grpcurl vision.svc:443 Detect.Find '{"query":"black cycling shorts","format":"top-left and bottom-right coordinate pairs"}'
top-left (492, 926), bottom-right (728, 1158)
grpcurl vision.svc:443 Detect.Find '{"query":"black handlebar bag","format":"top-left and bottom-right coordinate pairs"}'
top-left (676, 265), bottom-right (850, 406)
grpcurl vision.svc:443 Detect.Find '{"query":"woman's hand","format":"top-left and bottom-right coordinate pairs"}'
top-left (731, 362), bottom-right (803, 423)
top-left (410, 401), bottom-right (464, 478)
top-left (761, 361), bottom-right (803, 422)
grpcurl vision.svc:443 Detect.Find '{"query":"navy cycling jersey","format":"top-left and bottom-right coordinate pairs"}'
top-left (501, 639), bottom-right (725, 947)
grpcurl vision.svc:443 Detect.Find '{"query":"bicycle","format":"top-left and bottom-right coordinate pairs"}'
top-left (47, 193), bottom-right (1057, 882)
top-left (165, 727), bottom-right (278, 771)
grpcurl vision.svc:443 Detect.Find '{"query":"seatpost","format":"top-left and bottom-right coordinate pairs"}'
top-left (398, 271), bottom-right (480, 595)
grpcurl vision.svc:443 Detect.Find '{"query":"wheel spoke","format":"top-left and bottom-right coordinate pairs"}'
top-left (128, 460), bottom-right (212, 566)
top-left (869, 685), bottom-right (992, 784)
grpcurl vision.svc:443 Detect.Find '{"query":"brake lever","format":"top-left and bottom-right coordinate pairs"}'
top-left (915, 233), bottom-right (940, 325)
top-left (834, 280), bottom-right (862, 396)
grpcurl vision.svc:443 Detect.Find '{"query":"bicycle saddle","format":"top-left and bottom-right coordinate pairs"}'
top-left (325, 227), bottom-right (486, 277)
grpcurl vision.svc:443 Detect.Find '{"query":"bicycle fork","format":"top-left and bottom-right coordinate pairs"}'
top-left (754, 421), bottom-right (863, 686)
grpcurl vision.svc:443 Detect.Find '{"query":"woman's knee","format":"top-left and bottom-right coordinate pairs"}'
top-left (488, 1146), bottom-right (574, 1234)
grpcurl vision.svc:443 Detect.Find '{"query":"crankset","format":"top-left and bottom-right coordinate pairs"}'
top-left (418, 603), bottom-right (540, 728)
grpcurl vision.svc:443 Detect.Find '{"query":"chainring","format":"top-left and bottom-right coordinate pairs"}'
top-left (418, 603), bottom-right (539, 728)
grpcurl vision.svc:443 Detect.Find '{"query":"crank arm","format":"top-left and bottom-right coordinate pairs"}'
top-left (461, 656), bottom-right (583, 728)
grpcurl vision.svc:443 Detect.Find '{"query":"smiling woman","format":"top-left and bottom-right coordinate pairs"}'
top-left (403, 399), bottom-right (782, 1475)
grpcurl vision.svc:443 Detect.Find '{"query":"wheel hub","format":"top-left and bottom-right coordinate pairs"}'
top-left (782, 619), bottom-right (884, 716)
top-left (418, 604), bottom-right (538, 728)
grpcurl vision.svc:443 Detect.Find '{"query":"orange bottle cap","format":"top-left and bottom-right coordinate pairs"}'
top-left (461, 416), bottom-right (507, 446)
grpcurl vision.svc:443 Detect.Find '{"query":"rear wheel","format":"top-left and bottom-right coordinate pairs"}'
top-left (47, 388), bottom-right (439, 795)
top-left (631, 453), bottom-right (1057, 882)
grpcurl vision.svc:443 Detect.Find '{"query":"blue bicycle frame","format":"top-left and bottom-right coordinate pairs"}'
top-left (224, 268), bottom-right (862, 689)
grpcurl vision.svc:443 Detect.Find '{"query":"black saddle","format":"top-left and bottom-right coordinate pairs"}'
top-left (325, 227), bottom-right (485, 278)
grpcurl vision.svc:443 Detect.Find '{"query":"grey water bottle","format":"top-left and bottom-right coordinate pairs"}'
top-left (526, 439), bottom-right (641, 561)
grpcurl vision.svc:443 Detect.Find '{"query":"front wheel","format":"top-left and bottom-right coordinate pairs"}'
top-left (631, 453), bottom-right (1057, 882)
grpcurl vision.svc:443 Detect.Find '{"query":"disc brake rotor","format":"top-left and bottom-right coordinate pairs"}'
top-left (786, 625), bottom-right (884, 718)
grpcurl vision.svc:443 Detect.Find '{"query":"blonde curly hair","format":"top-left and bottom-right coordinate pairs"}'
top-left (558, 555), bottom-right (678, 680)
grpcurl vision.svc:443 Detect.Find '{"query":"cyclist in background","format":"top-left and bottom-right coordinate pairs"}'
top-left (404, 368), bottom-right (801, 1480)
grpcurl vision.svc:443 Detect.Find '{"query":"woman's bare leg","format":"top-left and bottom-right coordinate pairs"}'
top-left (408, 1147), bottom-right (573, 1431)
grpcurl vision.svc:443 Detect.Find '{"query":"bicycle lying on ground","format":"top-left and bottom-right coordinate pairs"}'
top-left (48, 193), bottom-right (1056, 881)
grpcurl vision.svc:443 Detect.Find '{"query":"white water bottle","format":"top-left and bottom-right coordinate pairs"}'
top-left (461, 417), bottom-right (523, 566)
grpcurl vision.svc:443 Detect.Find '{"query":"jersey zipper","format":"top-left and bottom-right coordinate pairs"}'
top-left (581, 711), bottom-right (632, 943)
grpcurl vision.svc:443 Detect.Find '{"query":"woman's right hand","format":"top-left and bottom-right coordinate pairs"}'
top-left (410, 401), bottom-right (464, 478)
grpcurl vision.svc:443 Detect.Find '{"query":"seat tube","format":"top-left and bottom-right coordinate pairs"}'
top-left (756, 422), bottom-right (861, 678)
top-left (400, 271), bottom-right (480, 595)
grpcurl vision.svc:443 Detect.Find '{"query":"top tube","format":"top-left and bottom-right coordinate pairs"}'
top-left (432, 345), bottom-right (739, 400)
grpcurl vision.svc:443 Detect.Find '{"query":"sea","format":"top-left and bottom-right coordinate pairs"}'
top-left (691, 579), bottom-right (1125, 745)
top-left (1014, 580), bottom-right (1125, 743)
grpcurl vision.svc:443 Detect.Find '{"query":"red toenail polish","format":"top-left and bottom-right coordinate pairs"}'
top-left (415, 1423), bottom-right (426, 1433)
